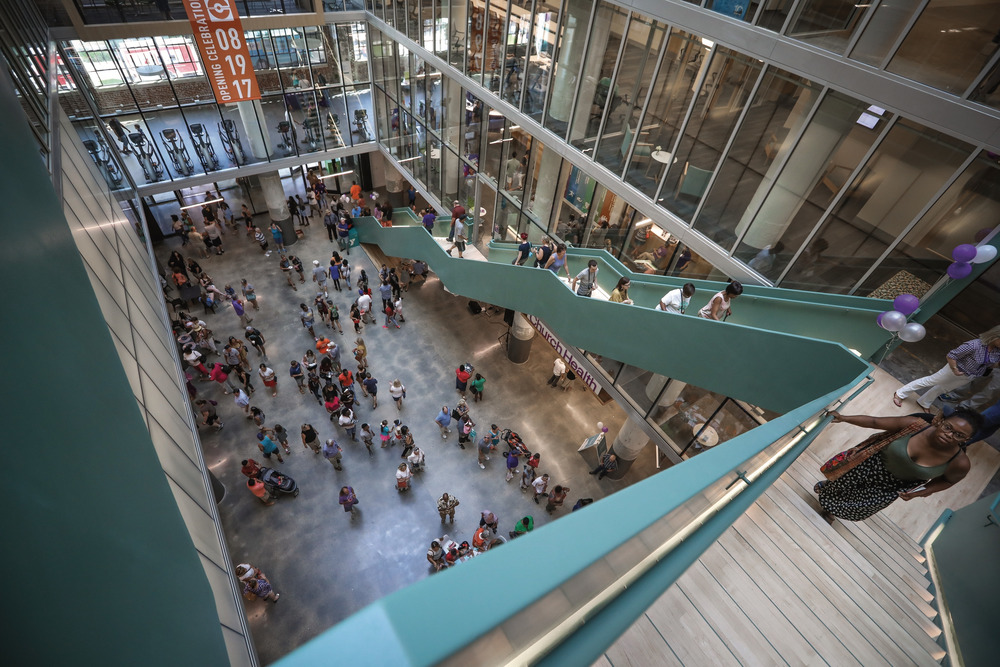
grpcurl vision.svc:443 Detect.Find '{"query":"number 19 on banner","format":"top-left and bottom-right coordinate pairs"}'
top-left (183, 0), bottom-right (261, 104)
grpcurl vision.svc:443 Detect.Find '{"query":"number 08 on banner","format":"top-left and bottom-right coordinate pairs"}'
top-left (183, 0), bottom-right (261, 103)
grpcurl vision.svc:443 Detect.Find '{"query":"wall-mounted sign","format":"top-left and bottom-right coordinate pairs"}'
top-left (523, 314), bottom-right (604, 396)
top-left (182, 0), bottom-right (260, 103)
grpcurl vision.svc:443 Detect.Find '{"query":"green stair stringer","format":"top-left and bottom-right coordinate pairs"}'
top-left (389, 207), bottom-right (895, 359)
top-left (355, 217), bottom-right (871, 414)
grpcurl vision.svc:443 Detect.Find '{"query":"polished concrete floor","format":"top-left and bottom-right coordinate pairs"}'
top-left (156, 200), bottom-right (658, 663)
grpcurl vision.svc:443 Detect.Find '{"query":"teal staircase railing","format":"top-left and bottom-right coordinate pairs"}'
top-left (353, 216), bottom-right (871, 413)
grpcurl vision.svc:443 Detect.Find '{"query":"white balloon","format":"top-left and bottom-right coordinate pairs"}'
top-left (881, 310), bottom-right (907, 332)
top-left (596, 421), bottom-right (604, 432)
top-left (898, 322), bottom-right (927, 343)
top-left (972, 245), bottom-right (997, 264)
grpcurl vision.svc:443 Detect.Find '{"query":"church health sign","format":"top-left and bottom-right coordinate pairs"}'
top-left (182, 0), bottom-right (260, 103)
top-left (523, 314), bottom-right (604, 397)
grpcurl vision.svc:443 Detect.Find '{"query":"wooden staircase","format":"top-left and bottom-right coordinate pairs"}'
top-left (597, 446), bottom-right (946, 666)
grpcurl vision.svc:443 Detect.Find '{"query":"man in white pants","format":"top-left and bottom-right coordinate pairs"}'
top-left (894, 328), bottom-right (1000, 409)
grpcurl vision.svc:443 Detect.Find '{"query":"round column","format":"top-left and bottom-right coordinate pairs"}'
top-left (604, 416), bottom-right (650, 480)
top-left (257, 172), bottom-right (297, 247)
top-left (507, 313), bottom-right (534, 363)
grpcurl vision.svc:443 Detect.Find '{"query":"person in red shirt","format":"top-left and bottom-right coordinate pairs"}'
top-left (455, 364), bottom-right (471, 394)
top-left (316, 336), bottom-right (334, 356)
top-left (350, 181), bottom-right (362, 201)
top-left (240, 458), bottom-right (261, 479)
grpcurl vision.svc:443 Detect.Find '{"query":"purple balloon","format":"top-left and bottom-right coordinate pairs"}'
top-left (975, 227), bottom-right (993, 243)
top-left (947, 261), bottom-right (972, 280)
top-left (877, 311), bottom-right (886, 328)
top-left (953, 244), bottom-right (977, 262)
top-left (893, 293), bottom-right (920, 316)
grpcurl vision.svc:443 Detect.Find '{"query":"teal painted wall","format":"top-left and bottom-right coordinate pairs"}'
top-left (358, 220), bottom-right (871, 413)
top-left (0, 82), bottom-right (229, 662)
top-left (929, 495), bottom-right (1000, 667)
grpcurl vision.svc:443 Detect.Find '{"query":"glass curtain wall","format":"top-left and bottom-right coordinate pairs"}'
top-left (60, 24), bottom-right (374, 187)
top-left (587, 353), bottom-right (779, 458)
top-left (373, 21), bottom-right (999, 296)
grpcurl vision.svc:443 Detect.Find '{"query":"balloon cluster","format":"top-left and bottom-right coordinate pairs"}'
top-left (947, 242), bottom-right (996, 280)
top-left (877, 294), bottom-right (926, 342)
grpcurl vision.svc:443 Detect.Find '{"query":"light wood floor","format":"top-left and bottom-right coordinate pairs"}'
top-left (599, 367), bottom-right (998, 665)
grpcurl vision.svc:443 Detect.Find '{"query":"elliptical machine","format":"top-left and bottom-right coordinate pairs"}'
top-left (127, 125), bottom-right (164, 183)
top-left (82, 135), bottom-right (123, 187)
top-left (159, 128), bottom-right (195, 176)
top-left (218, 119), bottom-right (246, 166)
top-left (354, 108), bottom-right (371, 142)
top-left (189, 123), bottom-right (220, 171)
top-left (277, 120), bottom-right (297, 155)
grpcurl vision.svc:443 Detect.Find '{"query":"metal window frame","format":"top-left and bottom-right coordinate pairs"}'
top-left (590, 9), bottom-right (632, 163)
top-left (877, 0), bottom-right (930, 71)
top-left (685, 62), bottom-right (771, 229)
top-left (651, 40), bottom-right (719, 207)
top-left (843, 0), bottom-right (883, 59)
top-left (515, 0), bottom-right (539, 110)
top-left (560, 0), bottom-right (600, 142)
top-left (847, 146), bottom-right (980, 295)
top-left (773, 113), bottom-right (899, 285)
top-left (728, 83), bottom-right (830, 257)
top-left (963, 49), bottom-right (1000, 101)
top-left (538, 0), bottom-right (569, 124)
top-left (621, 26), bottom-right (671, 181)
top-left (618, 19), bottom-right (674, 181)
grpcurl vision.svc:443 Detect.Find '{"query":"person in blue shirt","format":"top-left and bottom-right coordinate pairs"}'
top-left (337, 217), bottom-right (351, 254)
top-left (257, 431), bottom-right (284, 463)
top-left (434, 406), bottom-right (452, 439)
top-left (378, 279), bottom-right (393, 312)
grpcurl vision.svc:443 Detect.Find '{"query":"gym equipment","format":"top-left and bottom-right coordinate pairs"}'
top-left (127, 125), bottom-right (164, 183)
top-left (277, 120), bottom-right (297, 155)
top-left (303, 115), bottom-right (320, 150)
top-left (354, 108), bottom-right (371, 142)
top-left (82, 135), bottom-right (123, 187)
top-left (159, 128), bottom-right (194, 176)
top-left (189, 123), bottom-right (220, 171)
top-left (218, 119), bottom-right (246, 166)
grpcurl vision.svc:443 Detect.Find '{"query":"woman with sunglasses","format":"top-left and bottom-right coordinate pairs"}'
top-left (813, 408), bottom-right (982, 521)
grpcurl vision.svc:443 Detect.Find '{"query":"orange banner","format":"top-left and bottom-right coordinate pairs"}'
top-left (182, 0), bottom-right (260, 104)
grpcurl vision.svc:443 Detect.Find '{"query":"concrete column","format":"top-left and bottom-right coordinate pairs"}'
top-left (612, 416), bottom-right (650, 461)
top-left (548, 0), bottom-right (590, 123)
top-left (507, 313), bottom-right (534, 363)
top-left (237, 100), bottom-right (272, 159)
top-left (257, 172), bottom-right (296, 247)
top-left (735, 89), bottom-right (850, 252)
top-left (529, 146), bottom-right (563, 232)
top-left (569, 3), bottom-right (612, 143)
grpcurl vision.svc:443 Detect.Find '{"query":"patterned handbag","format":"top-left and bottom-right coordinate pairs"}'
top-left (820, 416), bottom-right (934, 481)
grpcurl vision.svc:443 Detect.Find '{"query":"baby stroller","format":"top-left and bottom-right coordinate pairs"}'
top-left (260, 467), bottom-right (299, 497)
top-left (501, 429), bottom-right (530, 457)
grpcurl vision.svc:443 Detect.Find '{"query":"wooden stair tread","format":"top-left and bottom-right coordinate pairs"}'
top-left (746, 498), bottom-right (944, 662)
top-left (643, 580), bottom-right (741, 666)
top-left (782, 459), bottom-right (930, 583)
top-left (767, 478), bottom-right (940, 625)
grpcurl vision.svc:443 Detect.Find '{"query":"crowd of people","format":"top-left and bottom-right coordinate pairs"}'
top-left (164, 179), bottom-right (606, 609)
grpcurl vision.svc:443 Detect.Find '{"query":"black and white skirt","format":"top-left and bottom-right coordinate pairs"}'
top-left (817, 454), bottom-right (921, 522)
